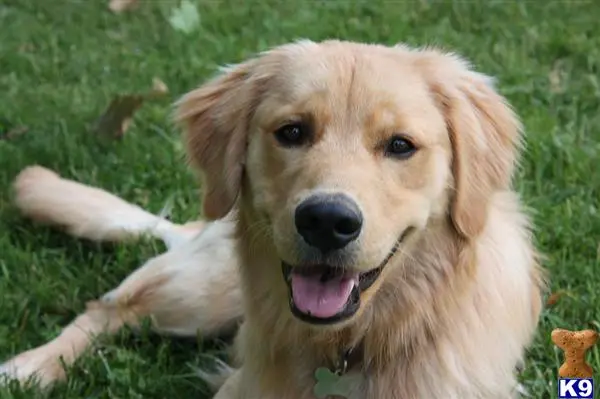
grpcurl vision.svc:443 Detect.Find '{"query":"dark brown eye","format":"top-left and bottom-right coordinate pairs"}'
top-left (385, 136), bottom-right (417, 159)
top-left (274, 122), bottom-right (308, 147)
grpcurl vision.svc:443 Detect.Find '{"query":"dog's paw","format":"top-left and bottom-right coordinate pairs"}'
top-left (0, 347), bottom-right (66, 389)
top-left (13, 165), bottom-right (60, 192)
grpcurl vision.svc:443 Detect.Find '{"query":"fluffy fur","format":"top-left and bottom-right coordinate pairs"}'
top-left (1, 40), bottom-right (545, 398)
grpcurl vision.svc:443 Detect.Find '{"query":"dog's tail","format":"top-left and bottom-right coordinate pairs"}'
top-left (12, 165), bottom-right (203, 249)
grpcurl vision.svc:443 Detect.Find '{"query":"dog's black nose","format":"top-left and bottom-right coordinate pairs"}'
top-left (295, 194), bottom-right (363, 253)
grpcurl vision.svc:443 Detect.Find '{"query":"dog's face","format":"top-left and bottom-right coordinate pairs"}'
top-left (178, 40), bottom-right (521, 327)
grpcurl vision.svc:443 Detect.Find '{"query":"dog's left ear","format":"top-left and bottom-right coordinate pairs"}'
top-left (175, 60), bottom-right (263, 220)
top-left (418, 50), bottom-right (523, 239)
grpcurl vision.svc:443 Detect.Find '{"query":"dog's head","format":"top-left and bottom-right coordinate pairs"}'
top-left (177, 40), bottom-right (521, 327)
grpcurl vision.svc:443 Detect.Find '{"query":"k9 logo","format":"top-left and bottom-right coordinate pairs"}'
top-left (558, 378), bottom-right (594, 399)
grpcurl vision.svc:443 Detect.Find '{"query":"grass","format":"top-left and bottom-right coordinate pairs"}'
top-left (0, 0), bottom-right (599, 398)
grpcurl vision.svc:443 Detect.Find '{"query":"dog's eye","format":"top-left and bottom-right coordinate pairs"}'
top-left (274, 123), bottom-right (308, 147)
top-left (385, 136), bottom-right (417, 159)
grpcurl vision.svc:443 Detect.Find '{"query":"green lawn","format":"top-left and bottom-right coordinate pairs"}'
top-left (1, 1), bottom-right (599, 398)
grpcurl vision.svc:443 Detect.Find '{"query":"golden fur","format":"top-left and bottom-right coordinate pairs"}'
top-left (1, 40), bottom-right (544, 398)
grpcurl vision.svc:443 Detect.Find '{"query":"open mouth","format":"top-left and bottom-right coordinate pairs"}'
top-left (282, 228), bottom-right (412, 325)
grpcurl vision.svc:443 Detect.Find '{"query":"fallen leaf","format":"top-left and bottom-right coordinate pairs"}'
top-left (546, 291), bottom-right (564, 307)
top-left (4, 126), bottom-right (29, 140)
top-left (92, 79), bottom-right (170, 138)
top-left (152, 77), bottom-right (169, 95)
top-left (0, 118), bottom-right (29, 141)
top-left (168, 0), bottom-right (200, 34)
top-left (18, 43), bottom-right (35, 53)
top-left (92, 94), bottom-right (144, 138)
top-left (109, 0), bottom-right (139, 13)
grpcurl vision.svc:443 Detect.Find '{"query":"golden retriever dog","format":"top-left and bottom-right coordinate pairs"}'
top-left (1, 40), bottom-right (545, 398)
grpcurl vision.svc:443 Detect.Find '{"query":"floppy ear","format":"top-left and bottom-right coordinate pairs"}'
top-left (175, 61), bottom-right (261, 220)
top-left (420, 51), bottom-right (523, 239)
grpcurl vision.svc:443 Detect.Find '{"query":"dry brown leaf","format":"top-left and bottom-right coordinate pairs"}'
top-left (0, 118), bottom-right (29, 141)
top-left (546, 291), bottom-right (564, 307)
top-left (92, 78), bottom-right (169, 139)
top-left (0, 126), bottom-right (29, 141)
top-left (109, 0), bottom-right (139, 13)
top-left (18, 43), bottom-right (34, 53)
top-left (92, 94), bottom-right (145, 138)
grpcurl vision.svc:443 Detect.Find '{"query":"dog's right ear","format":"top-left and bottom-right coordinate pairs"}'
top-left (412, 48), bottom-right (522, 240)
top-left (175, 60), bottom-right (261, 220)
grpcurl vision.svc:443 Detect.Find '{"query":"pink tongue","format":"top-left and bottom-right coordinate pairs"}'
top-left (291, 272), bottom-right (358, 318)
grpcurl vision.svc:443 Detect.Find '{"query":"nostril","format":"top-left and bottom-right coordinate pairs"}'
top-left (335, 217), bottom-right (360, 236)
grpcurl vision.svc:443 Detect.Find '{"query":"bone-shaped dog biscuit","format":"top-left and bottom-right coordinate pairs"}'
top-left (551, 328), bottom-right (598, 378)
